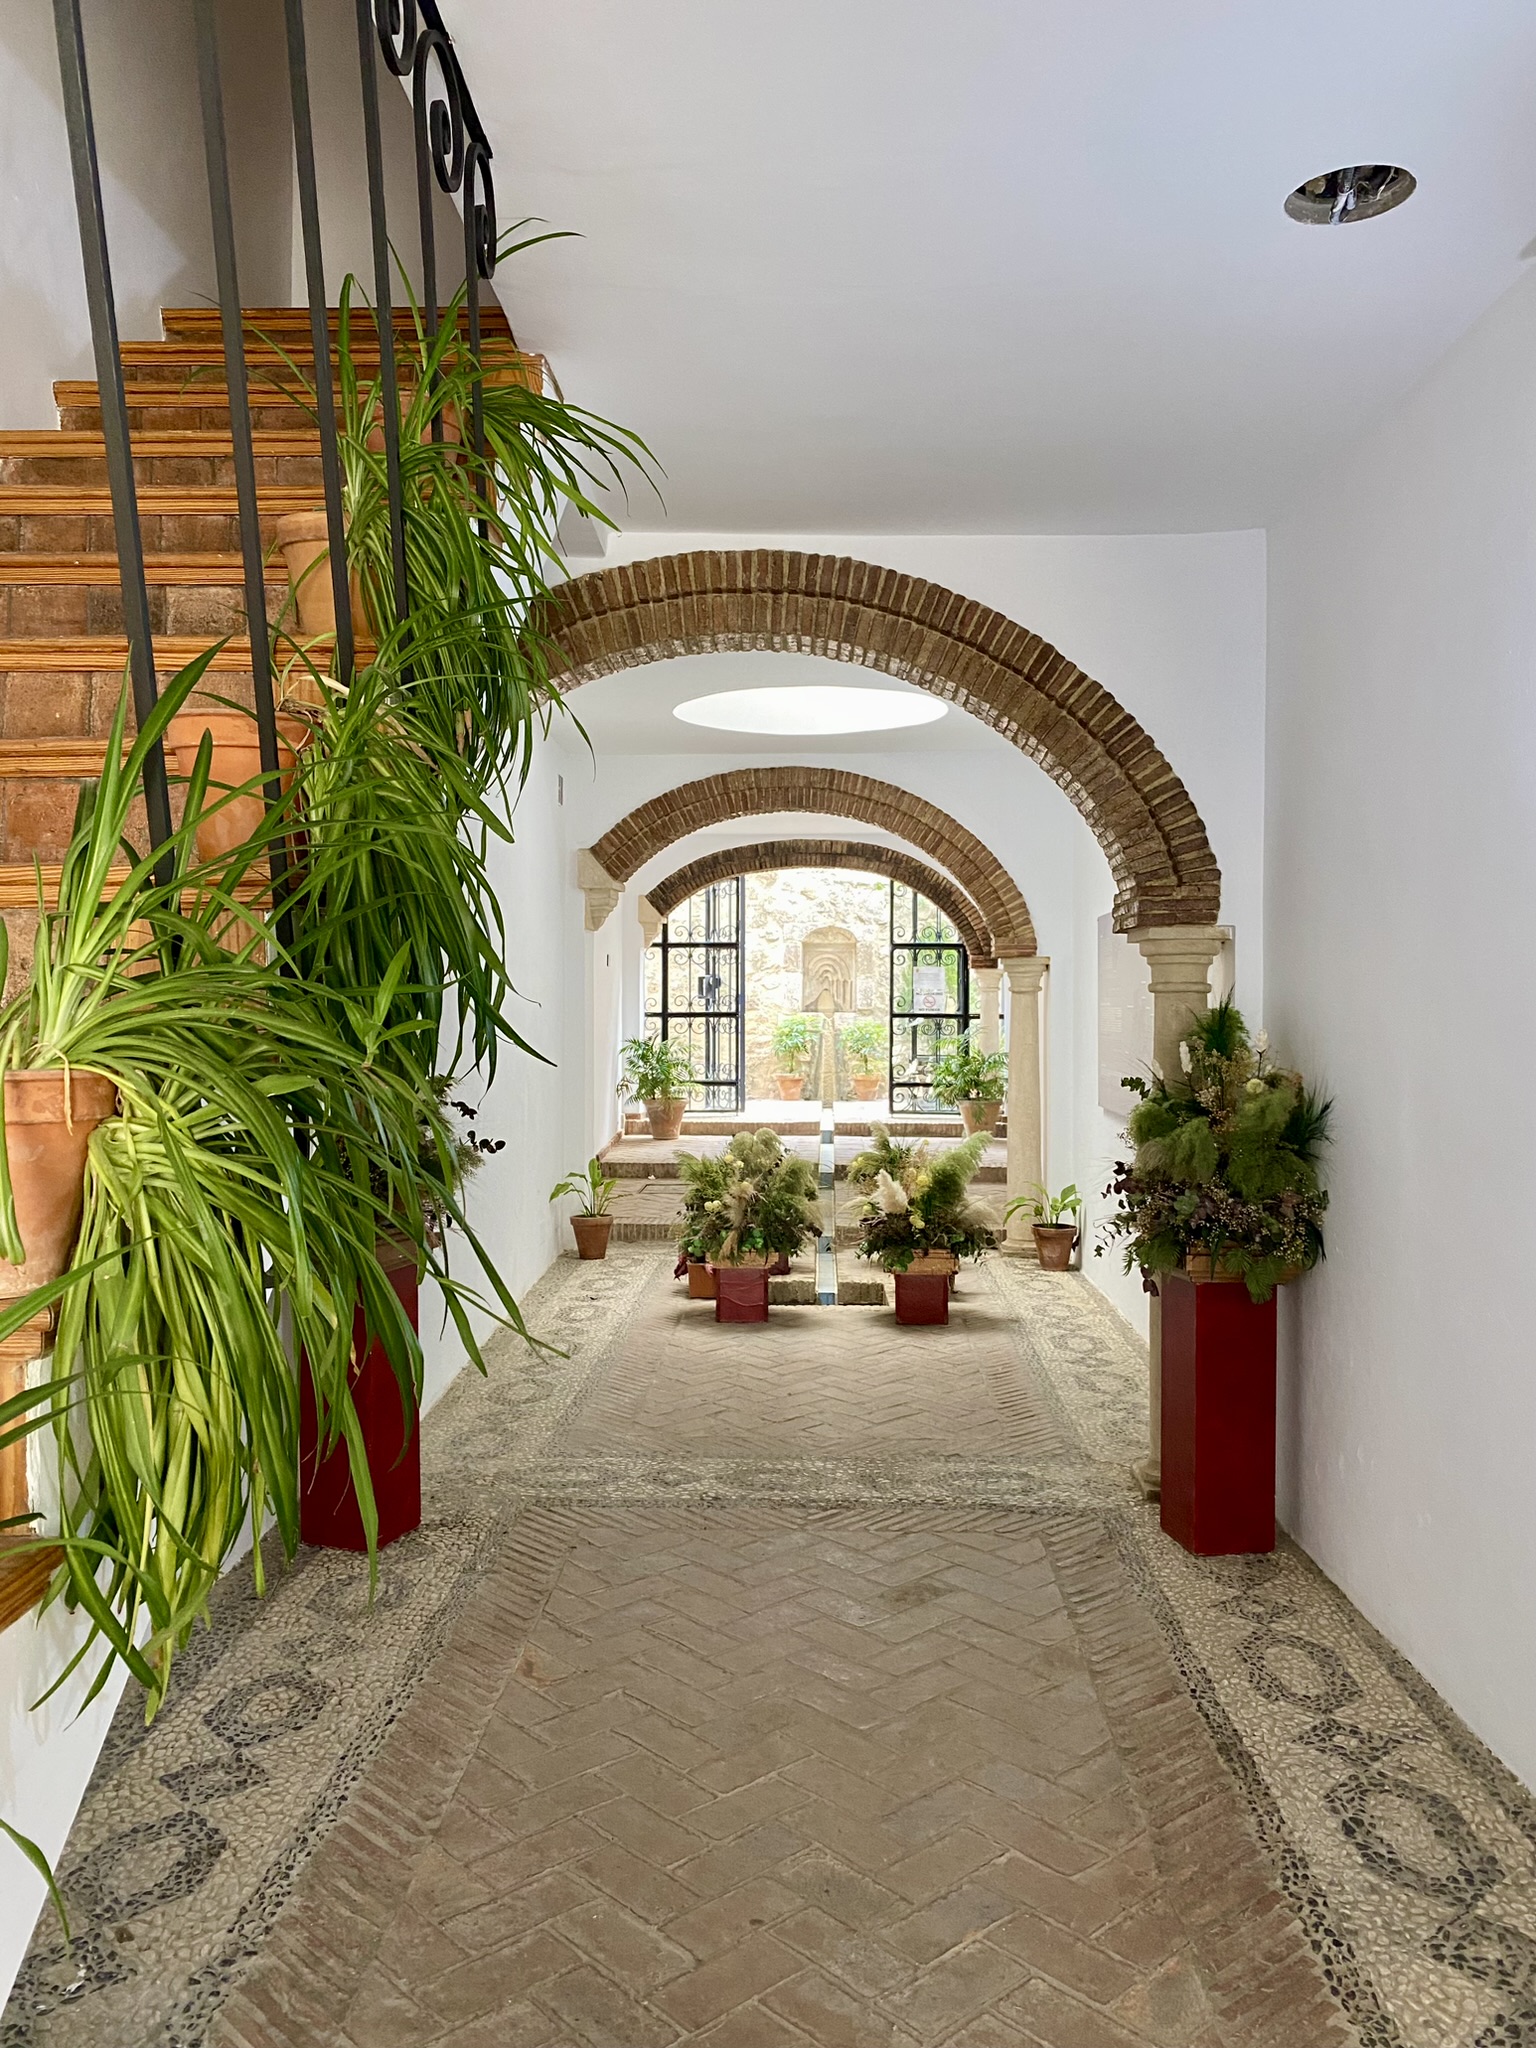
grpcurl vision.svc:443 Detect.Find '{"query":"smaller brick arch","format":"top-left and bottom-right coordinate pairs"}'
top-left (594, 766), bottom-right (1036, 955)
top-left (649, 840), bottom-right (997, 966)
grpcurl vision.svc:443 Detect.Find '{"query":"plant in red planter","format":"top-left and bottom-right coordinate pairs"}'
top-left (677, 1130), bottom-right (821, 1323)
top-left (848, 1125), bottom-right (998, 1325)
top-left (1102, 1000), bottom-right (1332, 1556)
top-left (551, 1156), bottom-right (621, 1259)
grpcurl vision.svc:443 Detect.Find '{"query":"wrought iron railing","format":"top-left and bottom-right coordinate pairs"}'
top-left (46, 0), bottom-right (504, 896)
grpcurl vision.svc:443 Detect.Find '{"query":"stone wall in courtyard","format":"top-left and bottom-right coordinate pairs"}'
top-left (743, 868), bottom-right (890, 1100)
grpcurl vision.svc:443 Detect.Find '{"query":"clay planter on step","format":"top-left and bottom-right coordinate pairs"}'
top-left (711, 1259), bottom-right (770, 1323)
top-left (274, 509), bottom-right (374, 645)
top-left (0, 1070), bottom-right (119, 1302)
top-left (959, 1099), bottom-right (1001, 1137)
top-left (1032, 1224), bottom-right (1077, 1271)
top-left (164, 708), bottom-right (311, 863)
top-left (776, 1074), bottom-right (805, 1101)
top-left (687, 1260), bottom-right (716, 1300)
top-left (644, 1097), bottom-right (687, 1141)
top-left (570, 1214), bottom-right (612, 1260)
top-left (851, 1074), bottom-right (882, 1102)
top-left (299, 1235), bottom-right (421, 1552)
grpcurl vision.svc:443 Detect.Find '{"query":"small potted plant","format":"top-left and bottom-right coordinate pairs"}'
top-left (619, 1035), bottom-right (695, 1141)
top-left (930, 1035), bottom-right (1007, 1135)
top-left (550, 1157), bottom-right (621, 1259)
top-left (1005, 1183), bottom-right (1082, 1270)
top-left (849, 1125), bottom-right (998, 1325)
top-left (771, 1014), bottom-right (820, 1101)
top-left (678, 1131), bottom-right (821, 1322)
top-left (839, 1016), bottom-right (886, 1102)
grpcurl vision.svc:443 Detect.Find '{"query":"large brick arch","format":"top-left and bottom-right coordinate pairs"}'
top-left (551, 552), bottom-right (1220, 931)
top-left (649, 840), bottom-right (996, 966)
top-left (592, 767), bottom-right (1036, 955)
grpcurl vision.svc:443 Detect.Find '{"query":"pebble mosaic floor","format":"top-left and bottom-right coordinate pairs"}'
top-left (3, 1250), bottom-right (1534, 2046)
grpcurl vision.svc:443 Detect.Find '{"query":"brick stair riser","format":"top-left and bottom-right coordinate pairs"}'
top-left (0, 513), bottom-right (292, 553)
top-left (58, 403), bottom-right (317, 435)
top-left (0, 667), bottom-right (258, 742)
top-left (0, 453), bottom-right (325, 490)
top-left (0, 781), bottom-right (147, 863)
top-left (0, 583), bottom-right (274, 638)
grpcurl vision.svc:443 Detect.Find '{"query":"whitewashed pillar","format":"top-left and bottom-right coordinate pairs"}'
top-left (1129, 925), bottom-right (1226, 1498)
top-left (998, 956), bottom-right (1048, 1250)
top-left (971, 963), bottom-right (1001, 1054)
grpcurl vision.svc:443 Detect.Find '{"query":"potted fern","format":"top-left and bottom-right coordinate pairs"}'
top-left (1004, 1183), bottom-right (1083, 1270)
top-left (551, 1157), bottom-right (621, 1259)
top-left (848, 1126), bottom-right (998, 1324)
top-left (930, 1034), bottom-right (1007, 1135)
top-left (771, 1014), bottom-right (820, 1101)
top-left (620, 1035), bottom-right (695, 1141)
top-left (839, 1016), bottom-right (886, 1102)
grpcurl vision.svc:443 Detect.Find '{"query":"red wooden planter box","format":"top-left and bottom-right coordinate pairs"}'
top-left (712, 1263), bottom-right (770, 1322)
top-left (1159, 1271), bottom-right (1276, 1557)
top-left (894, 1272), bottom-right (950, 1324)
top-left (299, 1255), bottom-right (422, 1552)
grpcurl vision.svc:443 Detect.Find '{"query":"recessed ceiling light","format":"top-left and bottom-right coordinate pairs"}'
top-left (1285, 164), bottom-right (1415, 226)
top-left (673, 686), bottom-right (948, 736)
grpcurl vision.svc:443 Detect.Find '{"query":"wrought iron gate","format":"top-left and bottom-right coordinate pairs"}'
top-left (644, 878), bottom-right (745, 1110)
top-left (889, 882), bottom-right (974, 1114)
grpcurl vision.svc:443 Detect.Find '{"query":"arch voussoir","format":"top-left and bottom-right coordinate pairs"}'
top-left (547, 551), bottom-right (1220, 931)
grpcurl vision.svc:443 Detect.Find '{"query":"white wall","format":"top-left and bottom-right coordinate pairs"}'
top-left (1266, 266), bottom-right (1536, 1787)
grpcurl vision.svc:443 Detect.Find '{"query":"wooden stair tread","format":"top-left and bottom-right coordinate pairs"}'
top-left (0, 485), bottom-right (324, 515)
top-left (0, 866), bottom-right (271, 909)
top-left (0, 430), bottom-right (322, 456)
top-left (0, 635), bottom-right (371, 670)
top-left (56, 381), bottom-right (323, 408)
top-left (116, 338), bottom-right (533, 371)
top-left (0, 739), bottom-right (112, 774)
top-left (0, 554), bottom-right (281, 583)
top-left (161, 303), bottom-right (516, 340)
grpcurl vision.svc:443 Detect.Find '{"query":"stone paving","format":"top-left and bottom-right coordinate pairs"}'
top-left (8, 1250), bottom-right (1536, 2048)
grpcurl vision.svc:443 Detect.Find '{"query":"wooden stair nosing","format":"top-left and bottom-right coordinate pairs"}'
top-left (0, 431), bottom-right (323, 458)
top-left (0, 486), bottom-right (325, 516)
top-left (160, 303), bottom-right (516, 341)
top-left (0, 865), bottom-right (271, 910)
top-left (0, 739), bottom-right (113, 775)
top-left (0, 554), bottom-right (283, 585)
top-left (0, 634), bottom-right (369, 672)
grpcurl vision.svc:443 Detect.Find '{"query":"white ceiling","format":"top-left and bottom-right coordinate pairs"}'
top-left (460, 0), bottom-right (1536, 533)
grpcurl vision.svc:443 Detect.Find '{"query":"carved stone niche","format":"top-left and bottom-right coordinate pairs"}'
top-left (801, 926), bottom-right (857, 1015)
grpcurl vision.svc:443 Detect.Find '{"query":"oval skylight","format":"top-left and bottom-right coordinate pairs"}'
top-left (673, 686), bottom-right (947, 736)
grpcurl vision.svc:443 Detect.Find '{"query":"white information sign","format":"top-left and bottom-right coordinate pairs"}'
top-left (911, 964), bottom-right (948, 1014)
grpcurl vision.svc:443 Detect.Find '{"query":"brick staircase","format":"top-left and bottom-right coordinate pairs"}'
top-left (0, 301), bottom-right (532, 983)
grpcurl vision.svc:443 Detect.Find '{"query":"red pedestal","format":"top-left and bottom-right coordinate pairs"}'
top-left (713, 1264), bottom-right (770, 1322)
top-left (894, 1272), bottom-right (950, 1324)
top-left (299, 1257), bottom-right (421, 1551)
top-left (1159, 1272), bottom-right (1276, 1557)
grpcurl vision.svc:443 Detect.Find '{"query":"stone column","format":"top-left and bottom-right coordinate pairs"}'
top-left (998, 956), bottom-right (1048, 1250)
top-left (971, 964), bottom-right (1001, 1054)
top-left (1128, 925), bottom-right (1226, 1498)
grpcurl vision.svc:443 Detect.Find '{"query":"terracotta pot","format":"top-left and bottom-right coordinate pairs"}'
top-left (570, 1214), bottom-right (612, 1261)
top-left (851, 1073), bottom-right (882, 1102)
top-left (1033, 1223), bottom-right (1078, 1272)
top-left (959, 1099), bottom-right (1002, 1137)
top-left (686, 1260), bottom-right (716, 1300)
top-left (273, 509), bottom-right (374, 644)
top-left (644, 1097), bottom-right (687, 1141)
top-left (776, 1074), bottom-right (805, 1101)
top-left (164, 708), bottom-right (312, 863)
top-left (0, 1070), bottom-right (119, 1301)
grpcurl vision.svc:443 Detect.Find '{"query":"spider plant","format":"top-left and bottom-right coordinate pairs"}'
top-left (262, 246), bottom-right (657, 787)
top-left (0, 659), bottom-right (525, 1720)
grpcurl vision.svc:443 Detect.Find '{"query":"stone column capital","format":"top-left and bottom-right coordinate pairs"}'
top-left (637, 894), bottom-right (663, 947)
top-left (1130, 925), bottom-right (1226, 995)
top-left (999, 955), bottom-right (1049, 996)
top-left (576, 849), bottom-right (624, 932)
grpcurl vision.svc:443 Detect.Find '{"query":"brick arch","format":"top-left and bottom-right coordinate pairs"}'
top-left (592, 767), bottom-right (1036, 955)
top-left (649, 840), bottom-right (996, 966)
top-left (551, 551), bottom-right (1220, 930)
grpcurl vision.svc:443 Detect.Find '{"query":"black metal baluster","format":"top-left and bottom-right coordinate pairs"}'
top-left (50, 0), bottom-right (173, 868)
top-left (356, 0), bottom-right (410, 627)
top-left (462, 137), bottom-right (492, 507)
top-left (192, 0), bottom-right (292, 933)
top-left (283, 0), bottom-right (355, 684)
top-left (410, 29), bottom-right (464, 444)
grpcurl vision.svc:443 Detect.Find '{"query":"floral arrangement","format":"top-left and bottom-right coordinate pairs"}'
top-left (676, 1129), bottom-right (821, 1266)
top-left (848, 1124), bottom-right (998, 1272)
top-left (1101, 1000), bottom-right (1331, 1302)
